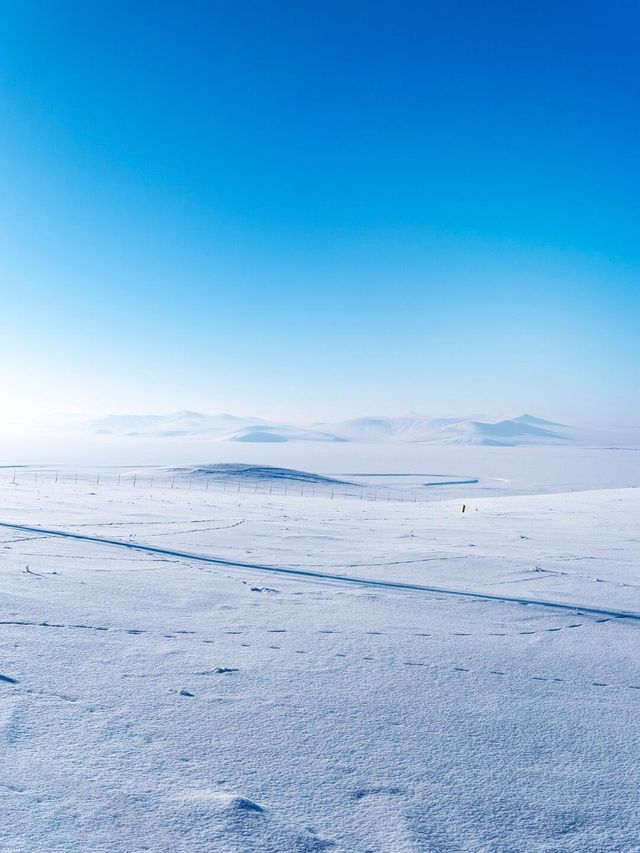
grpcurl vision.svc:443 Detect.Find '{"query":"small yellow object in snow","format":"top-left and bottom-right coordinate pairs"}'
top-left (461, 504), bottom-right (466, 513)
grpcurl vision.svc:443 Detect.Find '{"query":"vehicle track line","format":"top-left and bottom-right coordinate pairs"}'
top-left (1, 520), bottom-right (639, 622)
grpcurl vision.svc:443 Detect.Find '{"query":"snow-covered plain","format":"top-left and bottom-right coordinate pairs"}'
top-left (2, 467), bottom-right (640, 851)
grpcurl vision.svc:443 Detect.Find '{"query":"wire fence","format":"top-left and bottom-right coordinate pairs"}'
top-left (1, 468), bottom-right (433, 504)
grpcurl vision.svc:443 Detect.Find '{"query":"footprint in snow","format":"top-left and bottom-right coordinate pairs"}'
top-left (354, 786), bottom-right (403, 801)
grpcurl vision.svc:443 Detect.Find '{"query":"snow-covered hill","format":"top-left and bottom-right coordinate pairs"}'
top-left (88, 411), bottom-right (267, 438)
top-left (169, 463), bottom-right (352, 486)
top-left (224, 425), bottom-right (347, 444)
top-left (83, 410), bottom-right (634, 446)
top-left (319, 413), bottom-right (572, 445)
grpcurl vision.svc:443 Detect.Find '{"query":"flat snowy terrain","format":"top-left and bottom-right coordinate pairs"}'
top-left (2, 474), bottom-right (640, 851)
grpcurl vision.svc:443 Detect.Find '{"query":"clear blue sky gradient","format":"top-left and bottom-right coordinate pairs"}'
top-left (1, 1), bottom-right (638, 424)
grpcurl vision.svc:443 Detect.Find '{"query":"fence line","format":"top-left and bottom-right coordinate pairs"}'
top-left (2, 469), bottom-right (429, 504)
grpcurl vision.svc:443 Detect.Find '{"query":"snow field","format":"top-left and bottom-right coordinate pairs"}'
top-left (1, 478), bottom-right (639, 851)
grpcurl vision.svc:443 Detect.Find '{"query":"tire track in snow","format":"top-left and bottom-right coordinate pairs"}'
top-left (1, 520), bottom-right (639, 623)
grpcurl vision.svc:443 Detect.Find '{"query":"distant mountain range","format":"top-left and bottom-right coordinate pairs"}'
top-left (83, 411), bottom-right (638, 447)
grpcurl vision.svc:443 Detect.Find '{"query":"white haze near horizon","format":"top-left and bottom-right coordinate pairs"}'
top-left (2, 437), bottom-right (640, 504)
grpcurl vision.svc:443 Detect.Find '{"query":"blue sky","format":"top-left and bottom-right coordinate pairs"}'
top-left (1, 0), bottom-right (638, 426)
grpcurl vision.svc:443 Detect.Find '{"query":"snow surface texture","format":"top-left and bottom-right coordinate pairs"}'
top-left (84, 411), bottom-right (640, 447)
top-left (1, 474), bottom-right (640, 851)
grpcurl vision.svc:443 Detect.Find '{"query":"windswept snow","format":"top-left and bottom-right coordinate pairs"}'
top-left (1, 471), bottom-right (640, 851)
